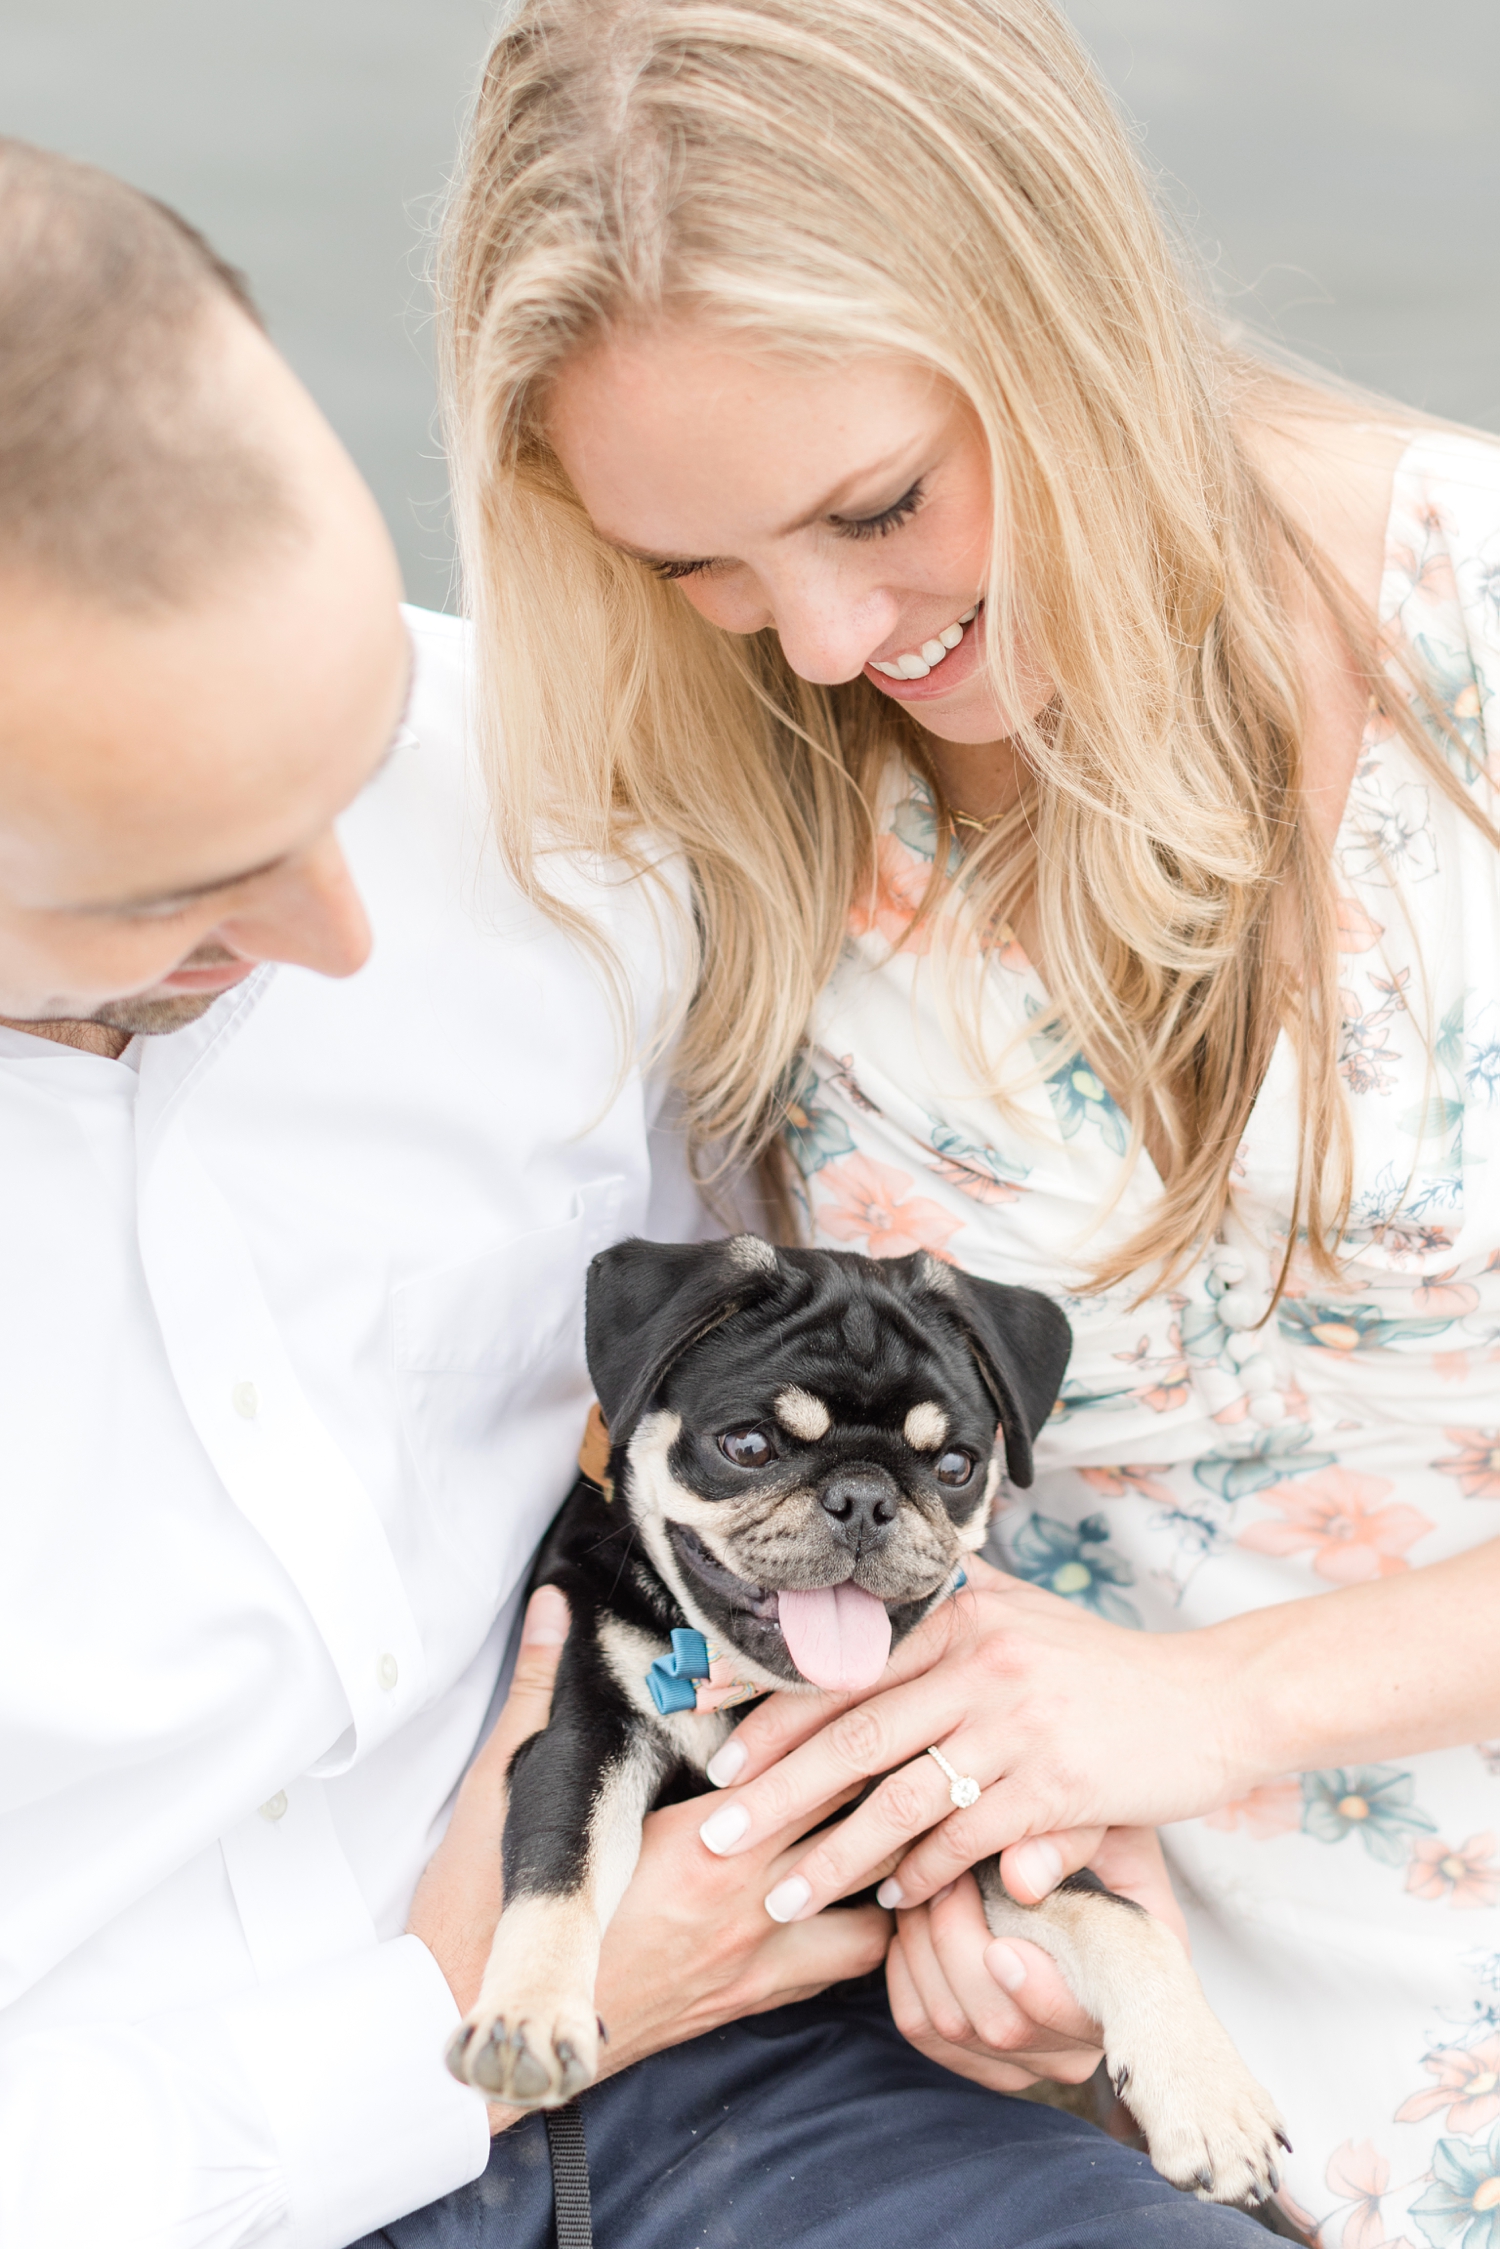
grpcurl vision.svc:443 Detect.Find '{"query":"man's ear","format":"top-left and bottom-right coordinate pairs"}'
top-left (921, 1261), bottom-right (1072, 1488)
top-left (584, 1234), bottom-right (780, 1447)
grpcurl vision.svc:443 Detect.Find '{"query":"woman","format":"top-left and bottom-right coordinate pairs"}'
top-left (438, 1), bottom-right (1500, 2239)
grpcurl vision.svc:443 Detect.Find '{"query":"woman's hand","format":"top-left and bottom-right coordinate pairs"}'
top-left (695, 1556), bottom-right (1247, 1919)
top-left (886, 1827), bottom-right (1186, 2092)
top-left (409, 1587), bottom-right (892, 2132)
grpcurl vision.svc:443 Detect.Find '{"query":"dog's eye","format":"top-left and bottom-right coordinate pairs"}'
top-left (718, 1427), bottom-right (777, 1469)
top-left (935, 1449), bottom-right (974, 1487)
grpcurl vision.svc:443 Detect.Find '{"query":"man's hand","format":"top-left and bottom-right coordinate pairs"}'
top-left (408, 1587), bottom-right (892, 2132)
top-left (885, 1826), bottom-right (1187, 2092)
top-left (407, 1586), bottom-right (573, 2130)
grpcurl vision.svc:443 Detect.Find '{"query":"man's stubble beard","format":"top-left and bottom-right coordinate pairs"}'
top-left (88, 987), bottom-right (224, 1034)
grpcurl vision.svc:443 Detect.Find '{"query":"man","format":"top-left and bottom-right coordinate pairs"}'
top-left (0, 142), bottom-right (1270, 2249)
top-left (0, 139), bottom-right (711, 2243)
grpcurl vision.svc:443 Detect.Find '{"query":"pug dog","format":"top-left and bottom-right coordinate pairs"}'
top-left (445, 1235), bottom-right (1287, 2207)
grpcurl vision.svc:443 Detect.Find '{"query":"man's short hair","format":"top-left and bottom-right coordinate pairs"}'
top-left (0, 139), bottom-right (294, 608)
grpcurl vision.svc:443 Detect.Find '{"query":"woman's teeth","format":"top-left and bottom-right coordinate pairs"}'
top-left (870, 607), bottom-right (978, 680)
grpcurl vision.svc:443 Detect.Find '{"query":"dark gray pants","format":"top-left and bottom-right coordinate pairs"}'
top-left (350, 1971), bottom-right (1274, 2248)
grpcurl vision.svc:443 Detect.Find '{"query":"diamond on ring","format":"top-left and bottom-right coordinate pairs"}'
top-left (927, 1745), bottom-right (981, 1810)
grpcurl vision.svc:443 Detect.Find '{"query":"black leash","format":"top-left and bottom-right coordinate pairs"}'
top-left (545, 2100), bottom-right (593, 2249)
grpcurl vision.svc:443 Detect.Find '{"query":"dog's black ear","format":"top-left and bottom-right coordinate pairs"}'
top-left (925, 1261), bottom-right (1071, 1488)
top-left (585, 1235), bottom-right (780, 1446)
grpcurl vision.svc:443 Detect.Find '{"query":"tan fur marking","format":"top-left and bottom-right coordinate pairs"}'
top-left (904, 1401), bottom-right (947, 1450)
top-left (776, 1386), bottom-right (832, 1442)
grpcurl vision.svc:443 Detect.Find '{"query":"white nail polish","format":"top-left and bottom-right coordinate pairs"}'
top-left (705, 1739), bottom-right (746, 1788)
top-left (1012, 1840), bottom-right (1062, 1894)
top-left (698, 1803), bottom-right (750, 1855)
top-left (876, 1877), bottom-right (906, 1909)
top-left (765, 1875), bottom-right (811, 1922)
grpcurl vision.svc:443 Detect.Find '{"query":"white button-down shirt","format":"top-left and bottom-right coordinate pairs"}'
top-left (0, 609), bottom-right (701, 2249)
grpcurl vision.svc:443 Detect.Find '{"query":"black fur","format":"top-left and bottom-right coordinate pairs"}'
top-left (500, 1237), bottom-right (1072, 1906)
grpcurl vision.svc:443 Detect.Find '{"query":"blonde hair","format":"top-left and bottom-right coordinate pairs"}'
top-left (438, 0), bottom-right (1490, 1288)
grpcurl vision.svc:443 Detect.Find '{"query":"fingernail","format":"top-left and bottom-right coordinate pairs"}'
top-left (876, 1877), bottom-right (906, 1909)
top-left (705, 1739), bottom-right (746, 1788)
top-left (698, 1803), bottom-right (750, 1855)
top-left (765, 1876), bottom-right (811, 1922)
top-left (930, 1881), bottom-right (955, 1907)
top-left (986, 1940), bottom-right (1027, 1994)
top-left (1009, 1840), bottom-right (1062, 1896)
top-left (520, 1587), bottom-right (569, 1646)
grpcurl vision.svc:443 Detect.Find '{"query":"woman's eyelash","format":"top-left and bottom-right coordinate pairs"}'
top-left (833, 478), bottom-right (927, 541)
top-left (646, 477), bottom-right (927, 579)
top-left (650, 555), bottom-right (713, 582)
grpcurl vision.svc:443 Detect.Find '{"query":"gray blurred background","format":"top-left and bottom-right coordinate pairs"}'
top-left (4, 0), bottom-right (1496, 613)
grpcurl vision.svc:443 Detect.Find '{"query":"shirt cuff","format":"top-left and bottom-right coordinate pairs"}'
top-left (221, 1933), bottom-right (489, 2249)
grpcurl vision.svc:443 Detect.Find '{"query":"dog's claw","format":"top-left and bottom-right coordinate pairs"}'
top-left (1276, 2130), bottom-right (1293, 2153)
top-left (1111, 2064), bottom-right (1130, 2096)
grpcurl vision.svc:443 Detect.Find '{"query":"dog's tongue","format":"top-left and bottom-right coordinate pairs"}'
top-left (777, 1583), bottom-right (893, 1692)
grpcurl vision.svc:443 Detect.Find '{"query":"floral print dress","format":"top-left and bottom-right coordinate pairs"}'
top-left (792, 433), bottom-right (1500, 2247)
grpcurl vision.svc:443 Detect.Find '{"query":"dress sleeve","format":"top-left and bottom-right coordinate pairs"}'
top-left (0, 1934), bottom-right (488, 2249)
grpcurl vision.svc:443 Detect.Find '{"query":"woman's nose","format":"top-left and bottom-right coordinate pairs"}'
top-left (768, 578), bottom-right (901, 687)
top-left (217, 833), bottom-right (373, 981)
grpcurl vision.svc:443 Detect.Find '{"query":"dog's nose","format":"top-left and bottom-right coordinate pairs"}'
top-left (819, 1466), bottom-right (900, 1544)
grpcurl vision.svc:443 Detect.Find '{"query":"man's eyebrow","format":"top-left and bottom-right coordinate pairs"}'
top-left (76, 658), bottom-right (418, 918)
top-left (600, 444), bottom-right (925, 567)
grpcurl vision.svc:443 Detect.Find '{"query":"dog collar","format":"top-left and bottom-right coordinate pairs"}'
top-left (646, 1629), bottom-right (761, 1716)
top-left (644, 1572), bottom-right (967, 1717)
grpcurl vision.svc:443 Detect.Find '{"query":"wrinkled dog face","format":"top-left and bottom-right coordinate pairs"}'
top-left (585, 1237), bottom-right (1072, 1694)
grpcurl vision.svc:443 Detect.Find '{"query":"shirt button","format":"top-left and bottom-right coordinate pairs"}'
top-left (1238, 1355), bottom-right (1276, 1395)
top-left (232, 1381), bottom-right (260, 1420)
top-left (258, 1791), bottom-right (288, 1822)
top-left (1216, 1287), bottom-right (1265, 1330)
top-left (1209, 1247), bottom-right (1247, 1287)
top-left (1248, 1391), bottom-right (1285, 1426)
top-left (377, 1653), bottom-right (399, 1691)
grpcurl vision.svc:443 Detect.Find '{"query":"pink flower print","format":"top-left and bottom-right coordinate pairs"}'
top-left (1336, 895), bottom-right (1385, 952)
top-left (1433, 1351), bottom-right (1473, 1386)
top-left (814, 1153), bottom-right (963, 1261)
top-left (1405, 1833), bottom-right (1500, 1910)
top-left (1112, 1331), bottom-right (1192, 1414)
top-left (1203, 1778), bottom-right (1303, 1840)
top-left (1324, 2140), bottom-right (1396, 2249)
top-left (1077, 1463), bottom-right (1176, 1505)
top-left (1434, 1430), bottom-right (1500, 1500)
top-left (1397, 2033), bottom-right (1500, 2133)
top-left (1412, 1268), bottom-right (1481, 1317)
top-left (1237, 1468), bottom-right (1433, 1585)
top-left (849, 835), bottom-right (940, 952)
top-left (992, 920), bottom-right (1030, 972)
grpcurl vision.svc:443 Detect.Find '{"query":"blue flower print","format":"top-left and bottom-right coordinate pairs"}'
top-left (1004, 1513), bottom-right (1140, 1625)
top-left (1277, 1298), bottom-right (1455, 1353)
top-left (925, 1119), bottom-right (1030, 1205)
top-left (1193, 1419), bottom-right (1336, 1504)
top-left (1468, 1039), bottom-right (1500, 1105)
top-left (1413, 631), bottom-right (1487, 781)
top-left (1045, 1054), bottom-right (1129, 1158)
top-left (1410, 2119), bottom-right (1500, 2248)
top-left (781, 1056), bottom-right (855, 1177)
top-left (1301, 1765), bottom-right (1436, 1866)
top-left (891, 781), bottom-right (963, 876)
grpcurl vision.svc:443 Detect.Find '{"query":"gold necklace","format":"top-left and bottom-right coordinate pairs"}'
top-left (944, 801), bottom-right (1007, 836)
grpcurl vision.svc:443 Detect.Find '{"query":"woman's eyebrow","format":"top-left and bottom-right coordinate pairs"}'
top-left (598, 444), bottom-right (928, 566)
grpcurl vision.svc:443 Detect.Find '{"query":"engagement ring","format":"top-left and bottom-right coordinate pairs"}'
top-left (926, 1745), bottom-right (981, 1809)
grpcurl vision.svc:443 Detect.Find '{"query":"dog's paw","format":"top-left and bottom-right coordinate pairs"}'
top-left (445, 1999), bottom-right (599, 2107)
top-left (1110, 2033), bottom-right (1289, 2207)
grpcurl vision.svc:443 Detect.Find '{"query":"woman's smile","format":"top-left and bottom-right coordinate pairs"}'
top-left (866, 602), bottom-right (982, 701)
